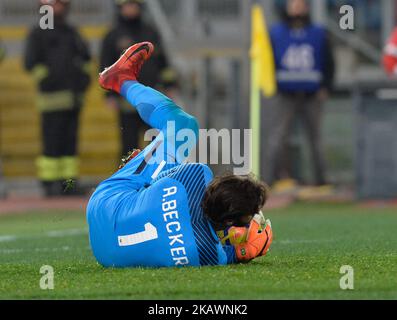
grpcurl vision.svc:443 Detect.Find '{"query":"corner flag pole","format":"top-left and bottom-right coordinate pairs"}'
top-left (250, 54), bottom-right (261, 178)
top-left (250, 3), bottom-right (276, 177)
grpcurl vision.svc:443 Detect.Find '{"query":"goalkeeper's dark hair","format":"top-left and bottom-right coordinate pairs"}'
top-left (202, 173), bottom-right (269, 230)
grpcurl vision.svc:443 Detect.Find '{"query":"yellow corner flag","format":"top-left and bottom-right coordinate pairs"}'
top-left (251, 4), bottom-right (277, 97)
top-left (250, 4), bottom-right (276, 178)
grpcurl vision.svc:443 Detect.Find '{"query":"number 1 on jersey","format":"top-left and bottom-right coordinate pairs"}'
top-left (118, 223), bottom-right (158, 247)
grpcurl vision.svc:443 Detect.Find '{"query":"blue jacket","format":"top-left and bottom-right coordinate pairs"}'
top-left (270, 22), bottom-right (334, 93)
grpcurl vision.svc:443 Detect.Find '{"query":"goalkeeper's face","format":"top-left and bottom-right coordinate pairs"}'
top-left (202, 174), bottom-right (269, 230)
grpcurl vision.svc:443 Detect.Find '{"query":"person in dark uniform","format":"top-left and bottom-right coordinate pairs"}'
top-left (24, 0), bottom-right (91, 197)
top-left (100, 0), bottom-right (176, 158)
top-left (264, 0), bottom-right (335, 187)
top-left (0, 39), bottom-right (5, 63)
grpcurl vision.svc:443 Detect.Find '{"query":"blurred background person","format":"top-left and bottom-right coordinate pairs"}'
top-left (0, 38), bottom-right (6, 199)
top-left (24, 0), bottom-right (91, 197)
top-left (0, 0), bottom-right (391, 201)
top-left (264, 0), bottom-right (335, 188)
top-left (383, 27), bottom-right (397, 76)
top-left (100, 0), bottom-right (177, 158)
top-left (0, 39), bottom-right (5, 63)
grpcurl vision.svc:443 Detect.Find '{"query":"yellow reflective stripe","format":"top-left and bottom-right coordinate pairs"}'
top-left (160, 68), bottom-right (177, 82)
top-left (60, 156), bottom-right (79, 179)
top-left (36, 91), bottom-right (75, 112)
top-left (0, 48), bottom-right (5, 62)
top-left (32, 64), bottom-right (49, 82)
top-left (36, 156), bottom-right (63, 181)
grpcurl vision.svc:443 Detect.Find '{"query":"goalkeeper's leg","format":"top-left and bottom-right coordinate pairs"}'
top-left (99, 42), bottom-right (198, 182)
top-left (119, 81), bottom-right (199, 177)
top-left (120, 81), bottom-right (199, 161)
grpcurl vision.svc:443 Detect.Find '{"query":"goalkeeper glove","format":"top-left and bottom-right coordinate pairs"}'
top-left (235, 213), bottom-right (273, 263)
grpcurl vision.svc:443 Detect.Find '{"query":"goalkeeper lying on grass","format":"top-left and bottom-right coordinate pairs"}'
top-left (87, 42), bottom-right (273, 268)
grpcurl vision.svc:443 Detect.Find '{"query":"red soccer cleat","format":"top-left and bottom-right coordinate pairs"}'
top-left (99, 42), bottom-right (154, 94)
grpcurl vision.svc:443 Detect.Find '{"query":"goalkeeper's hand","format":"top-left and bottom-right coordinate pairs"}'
top-left (235, 213), bottom-right (273, 263)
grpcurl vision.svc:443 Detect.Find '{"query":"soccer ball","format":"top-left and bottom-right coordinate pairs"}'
top-left (217, 212), bottom-right (269, 246)
top-left (217, 226), bottom-right (249, 246)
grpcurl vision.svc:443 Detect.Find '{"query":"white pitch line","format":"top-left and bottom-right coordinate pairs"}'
top-left (0, 228), bottom-right (88, 243)
top-left (0, 245), bottom-right (91, 255)
top-left (46, 228), bottom-right (87, 237)
top-left (0, 235), bottom-right (18, 243)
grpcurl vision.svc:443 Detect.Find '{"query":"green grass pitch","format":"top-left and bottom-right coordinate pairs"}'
top-left (0, 202), bottom-right (396, 300)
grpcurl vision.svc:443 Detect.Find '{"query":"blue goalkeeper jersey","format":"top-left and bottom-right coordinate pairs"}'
top-left (87, 81), bottom-right (236, 268)
top-left (87, 161), bottom-right (237, 268)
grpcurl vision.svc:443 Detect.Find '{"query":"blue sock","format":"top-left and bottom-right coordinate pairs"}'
top-left (119, 81), bottom-right (199, 163)
top-left (120, 81), bottom-right (179, 128)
